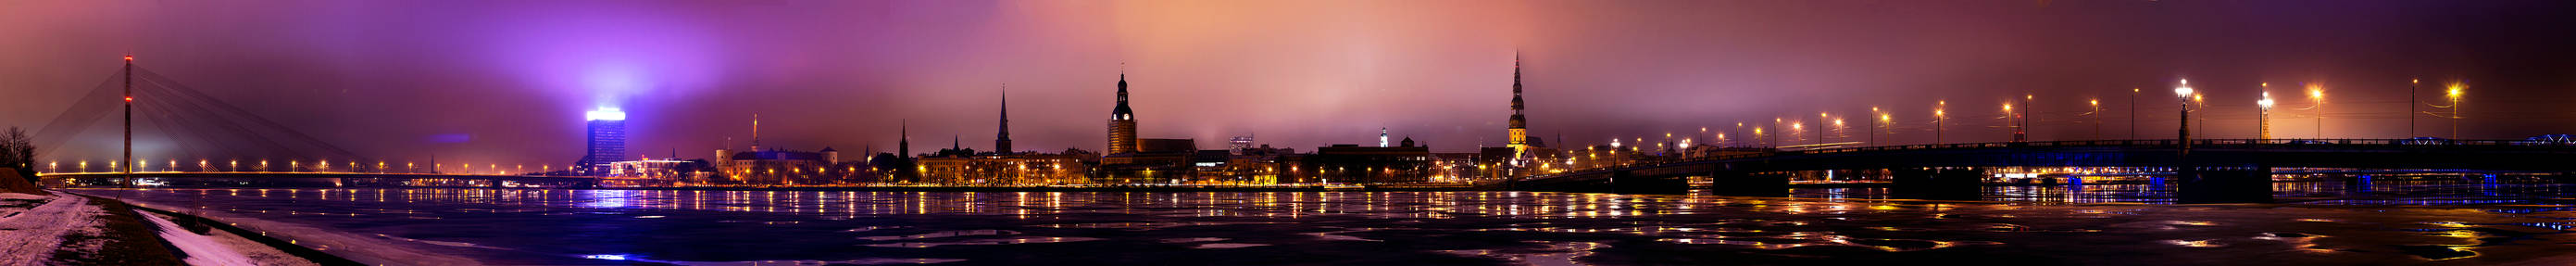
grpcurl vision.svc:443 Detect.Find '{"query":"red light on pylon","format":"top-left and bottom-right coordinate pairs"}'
top-left (124, 56), bottom-right (132, 61)
top-left (124, 96), bottom-right (132, 102)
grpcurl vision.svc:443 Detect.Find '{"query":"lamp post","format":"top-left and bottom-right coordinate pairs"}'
top-left (1869, 107), bottom-right (1882, 146)
top-left (2003, 103), bottom-right (2016, 142)
top-left (2088, 99), bottom-right (2102, 140)
top-left (2258, 89), bottom-right (2276, 141)
top-left (2175, 79), bottom-right (2195, 150)
top-left (2408, 79), bottom-right (2419, 138)
top-left (2447, 82), bottom-right (2464, 140)
top-left (1934, 101), bottom-right (1946, 145)
top-left (1817, 112), bottom-right (1830, 146)
top-left (2131, 88), bottom-right (2139, 139)
top-left (2020, 94), bottom-right (2032, 142)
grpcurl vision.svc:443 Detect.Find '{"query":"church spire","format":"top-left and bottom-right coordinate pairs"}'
top-left (899, 120), bottom-right (909, 158)
top-left (1507, 52), bottom-right (1532, 154)
top-left (996, 83), bottom-right (1013, 154)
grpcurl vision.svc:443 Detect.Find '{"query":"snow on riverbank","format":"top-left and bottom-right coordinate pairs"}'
top-left (0, 194), bottom-right (100, 265)
top-left (137, 209), bottom-right (260, 265)
top-left (117, 196), bottom-right (482, 265)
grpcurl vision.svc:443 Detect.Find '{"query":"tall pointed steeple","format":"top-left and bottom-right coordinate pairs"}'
top-left (750, 113), bottom-right (762, 151)
top-left (899, 120), bottom-right (910, 158)
top-left (1507, 53), bottom-right (1532, 154)
top-left (996, 84), bottom-right (1013, 154)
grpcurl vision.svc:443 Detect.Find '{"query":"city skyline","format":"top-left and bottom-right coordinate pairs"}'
top-left (12, 2), bottom-right (2576, 265)
top-left (7, 0), bottom-right (2576, 166)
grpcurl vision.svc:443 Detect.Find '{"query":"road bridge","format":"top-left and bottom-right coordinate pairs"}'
top-left (1511, 138), bottom-right (2576, 203)
top-left (41, 171), bottom-right (596, 188)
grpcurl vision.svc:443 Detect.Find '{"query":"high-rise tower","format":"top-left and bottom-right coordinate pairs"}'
top-left (996, 85), bottom-right (1014, 154)
top-left (581, 108), bottom-right (629, 176)
top-left (1107, 72), bottom-right (1139, 154)
top-left (1507, 54), bottom-right (1531, 155)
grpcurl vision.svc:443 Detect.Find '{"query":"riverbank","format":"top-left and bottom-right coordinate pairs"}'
top-left (0, 189), bottom-right (354, 265)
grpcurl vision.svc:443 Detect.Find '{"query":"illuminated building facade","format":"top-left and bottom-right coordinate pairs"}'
top-left (1297, 142), bottom-right (1433, 184)
top-left (916, 152), bottom-right (1091, 185)
top-left (579, 108), bottom-right (628, 176)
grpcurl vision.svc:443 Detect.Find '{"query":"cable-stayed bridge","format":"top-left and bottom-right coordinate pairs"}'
top-left (25, 57), bottom-right (593, 188)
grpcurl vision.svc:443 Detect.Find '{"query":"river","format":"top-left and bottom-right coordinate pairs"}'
top-left (77, 182), bottom-right (2576, 265)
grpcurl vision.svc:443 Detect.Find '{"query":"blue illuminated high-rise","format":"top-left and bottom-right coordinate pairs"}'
top-left (580, 108), bottom-right (628, 176)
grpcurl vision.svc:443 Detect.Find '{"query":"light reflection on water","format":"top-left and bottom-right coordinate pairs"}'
top-left (1792, 180), bottom-right (2576, 205)
top-left (88, 188), bottom-right (2576, 265)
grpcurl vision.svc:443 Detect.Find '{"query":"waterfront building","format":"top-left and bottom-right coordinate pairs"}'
top-left (714, 146), bottom-right (851, 185)
top-left (604, 156), bottom-right (711, 186)
top-left (707, 115), bottom-right (857, 185)
top-left (1100, 138), bottom-right (1197, 184)
top-left (1429, 152), bottom-right (1482, 183)
top-left (1297, 141), bottom-right (1434, 184)
top-left (1211, 145), bottom-right (1295, 184)
top-left (916, 142), bottom-right (1096, 185)
top-left (577, 108), bottom-right (628, 176)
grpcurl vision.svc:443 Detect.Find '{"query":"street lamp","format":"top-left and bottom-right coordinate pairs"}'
top-left (2003, 103), bottom-right (2016, 142)
top-left (2020, 94), bottom-right (2033, 142)
top-left (1792, 121), bottom-right (1805, 146)
top-left (2087, 99), bottom-right (2102, 140)
top-left (2175, 79), bottom-right (2195, 150)
top-left (1934, 100), bottom-right (1947, 145)
top-left (2258, 89), bottom-right (2276, 140)
top-left (1869, 107), bottom-right (1882, 146)
top-left (2409, 79), bottom-right (2420, 138)
top-left (1818, 112), bottom-right (1830, 146)
top-left (1878, 113), bottom-right (1892, 145)
top-left (2446, 82), bottom-right (2465, 140)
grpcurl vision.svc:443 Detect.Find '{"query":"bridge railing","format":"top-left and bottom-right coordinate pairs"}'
top-left (1535, 138), bottom-right (2576, 179)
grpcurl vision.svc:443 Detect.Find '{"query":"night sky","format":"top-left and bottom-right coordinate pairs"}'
top-left (5, 0), bottom-right (2574, 166)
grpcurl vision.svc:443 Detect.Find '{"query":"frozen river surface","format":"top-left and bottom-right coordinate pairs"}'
top-left (87, 188), bottom-right (2576, 265)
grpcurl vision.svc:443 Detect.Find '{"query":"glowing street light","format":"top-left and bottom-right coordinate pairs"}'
top-left (1818, 112), bottom-right (1830, 146)
top-left (2257, 89), bottom-right (2276, 140)
top-left (2175, 79), bottom-right (2195, 150)
top-left (2446, 82), bottom-right (2466, 139)
top-left (2086, 98), bottom-right (2102, 140)
top-left (1934, 100), bottom-right (1947, 145)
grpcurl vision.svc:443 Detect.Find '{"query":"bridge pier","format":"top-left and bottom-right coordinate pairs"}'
top-left (1890, 168), bottom-right (1984, 200)
top-left (1707, 171), bottom-right (1788, 197)
top-left (2176, 167), bottom-right (2273, 204)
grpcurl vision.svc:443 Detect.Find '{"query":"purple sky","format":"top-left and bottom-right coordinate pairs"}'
top-left (5, 0), bottom-right (2575, 166)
